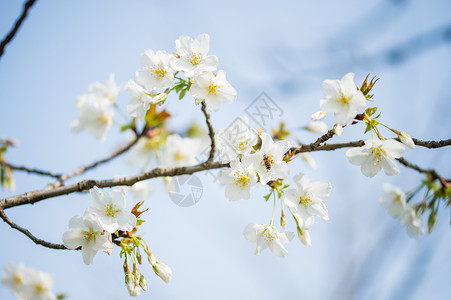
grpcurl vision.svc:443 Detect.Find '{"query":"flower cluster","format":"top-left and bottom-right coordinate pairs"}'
top-left (62, 186), bottom-right (171, 296)
top-left (1, 263), bottom-right (58, 300)
top-left (379, 183), bottom-right (425, 238)
top-left (71, 73), bottom-right (121, 141)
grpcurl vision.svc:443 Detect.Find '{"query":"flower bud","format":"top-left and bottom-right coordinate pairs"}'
top-left (398, 131), bottom-right (415, 149)
top-left (305, 121), bottom-right (328, 134)
top-left (333, 123), bottom-right (343, 136)
top-left (152, 261), bottom-right (172, 284)
top-left (139, 274), bottom-right (147, 291)
top-left (311, 110), bottom-right (327, 121)
top-left (297, 227), bottom-right (311, 247)
top-left (280, 211), bottom-right (287, 229)
top-left (151, 92), bottom-right (167, 105)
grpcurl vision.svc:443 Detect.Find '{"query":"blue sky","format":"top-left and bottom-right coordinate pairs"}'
top-left (1, 0), bottom-right (450, 299)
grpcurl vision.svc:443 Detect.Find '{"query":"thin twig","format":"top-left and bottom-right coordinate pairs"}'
top-left (201, 102), bottom-right (216, 162)
top-left (0, 161), bottom-right (61, 179)
top-left (412, 138), bottom-right (451, 149)
top-left (0, 161), bottom-right (229, 210)
top-left (397, 157), bottom-right (449, 188)
top-left (0, 0), bottom-right (38, 60)
top-left (0, 208), bottom-right (67, 250)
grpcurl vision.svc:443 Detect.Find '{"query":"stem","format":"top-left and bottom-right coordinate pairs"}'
top-left (269, 192), bottom-right (276, 227)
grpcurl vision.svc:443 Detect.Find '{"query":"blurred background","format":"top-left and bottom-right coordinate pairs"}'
top-left (0, 0), bottom-right (450, 299)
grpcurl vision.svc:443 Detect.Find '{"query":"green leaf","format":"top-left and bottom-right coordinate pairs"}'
top-left (179, 88), bottom-right (187, 100)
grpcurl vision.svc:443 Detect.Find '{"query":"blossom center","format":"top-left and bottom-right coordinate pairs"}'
top-left (188, 52), bottom-right (202, 65)
top-left (233, 171), bottom-right (250, 187)
top-left (338, 91), bottom-right (350, 105)
top-left (34, 283), bottom-right (46, 294)
top-left (174, 151), bottom-right (185, 161)
top-left (97, 114), bottom-right (109, 124)
top-left (13, 274), bottom-right (23, 284)
top-left (104, 203), bottom-right (120, 217)
top-left (263, 228), bottom-right (275, 242)
top-left (150, 65), bottom-right (167, 78)
top-left (370, 146), bottom-right (386, 163)
top-left (82, 230), bottom-right (96, 244)
top-left (208, 82), bottom-right (220, 95)
top-left (299, 193), bottom-right (313, 207)
top-left (236, 139), bottom-right (248, 151)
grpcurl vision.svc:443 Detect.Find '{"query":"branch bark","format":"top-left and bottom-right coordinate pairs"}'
top-left (201, 102), bottom-right (216, 162)
top-left (0, 0), bottom-right (38, 60)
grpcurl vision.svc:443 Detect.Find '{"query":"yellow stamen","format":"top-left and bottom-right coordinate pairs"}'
top-left (338, 91), bottom-right (350, 105)
top-left (174, 152), bottom-right (184, 161)
top-left (104, 203), bottom-right (120, 217)
top-left (299, 193), bottom-right (313, 207)
top-left (208, 82), bottom-right (219, 95)
top-left (233, 171), bottom-right (250, 187)
top-left (188, 53), bottom-right (202, 65)
top-left (35, 283), bottom-right (46, 294)
top-left (263, 229), bottom-right (275, 242)
top-left (82, 230), bottom-right (96, 244)
top-left (150, 65), bottom-right (167, 78)
top-left (97, 114), bottom-right (109, 124)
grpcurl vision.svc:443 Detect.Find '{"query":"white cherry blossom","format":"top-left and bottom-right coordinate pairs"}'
top-left (247, 132), bottom-right (291, 185)
top-left (23, 268), bottom-right (56, 300)
top-left (283, 173), bottom-right (332, 226)
top-left (243, 224), bottom-right (294, 257)
top-left (159, 134), bottom-right (201, 168)
top-left (1, 263), bottom-right (27, 296)
top-left (216, 116), bottom-right (258, 162)
top-left (400, 207), bottom-right (425, 239)
top-left (346, 138), bottom-right (405, 177)
top-left (88, 73), bottom-right (121, 104)
top-left (126, 80), bottom-right (154, 120)
top-left (320, 72), bottom-right (367, 126)
top-left (86, 186), bottom-right (137, 232)
top-left (398, 131), bottom-right (415, 149)
top-left (218, 157), bottom-right (258, 201)
top-left (305, 121), bottom-right (328, 134)
top-left (71, 93), bottom-right (114, 141)
top-left (62, 213), bottom-right (112, 265)
top-left (189, 70), bottom-right (237, 112)
top-left (135, 50), bottom-right (174, 91)
top-left (379, 183), bottom-right (407, 218)
top-left (171, 33), bottom-right (219, 77)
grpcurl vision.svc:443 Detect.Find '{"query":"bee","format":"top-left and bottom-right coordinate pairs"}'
top-left (262, 154), bottom-right (273, 171)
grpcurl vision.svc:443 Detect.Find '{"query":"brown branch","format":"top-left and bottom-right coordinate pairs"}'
top-left (412, 138), bottom-right (451, 149)
top-left (201, 102), bottom-right (216, 162)
top-left (397, 157), bottom-right (449, 188)
top-left (0, 160), bottom-right (61, 179)
top-left (0, 161), bottom-right (229, 210)
top-left (0, 0), bottom-right (38, 60)
top-left (0, 208), bottom-right (67, 250)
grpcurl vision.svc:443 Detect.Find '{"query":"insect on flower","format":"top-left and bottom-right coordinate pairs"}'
top-left (262, 154), bottom-right (273, 171)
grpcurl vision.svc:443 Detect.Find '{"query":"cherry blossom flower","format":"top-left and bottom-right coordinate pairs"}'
top-left (218, 157), bottom-right (258, 201)
top-left (128, 181), bottom-right (153, 200)
top-left (86, 186), bottom-right (137, 232)
top-left (379, 183), bottom-right (407, 218)
top-left (135, 50), bottom-right (174, 91)
top-left (216, 116), bottom-right (258, 162)
top-left (88, 73), bottom-right (121, 104)
top-left (296, 227), bottom-right (311, 247)
top-left (1, 263), bottom-right (27, 296)
top-left (171, 33), bottom-right (219, 77)
top-left (159, 134), bottom-right (201, 168)
top-left (71, 93), bottom-right (114, 141)
top-left (400, 207), bottom-right (425, 239)
top-left (126, 80), bottom-right (154, 120)
top-left (320, 72), bottom-right (367, 126)
top-left (23, 268), bottom-right (56, 300)
top-left (247, 132), bottom-right (291, 185)
top-left (189, 70), bottom-right (237, 112)
top-left (346, 138), bottom-right (405, 177)
top-left (243, 224), bottom-right (294, 257)
top-left (283, 173), bottom-right (332, 226)
top-left (62, 213), bottom-right (112, 265)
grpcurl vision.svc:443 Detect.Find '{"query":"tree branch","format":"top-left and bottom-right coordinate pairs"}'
top-left (0, 161), bottom-right (229, 210)
top-left (0, 0), bottom-right (38, 60)
top-left (397, 157), bottom-right (449, 188)
top-left (412, 138), bottom-right (451, 149)
top-left (0, 208), bottom-right (67, 250)
top-left (201, 102), bottom-right (216, 162)
top-left (0, 160), bottom-right (61, 179)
